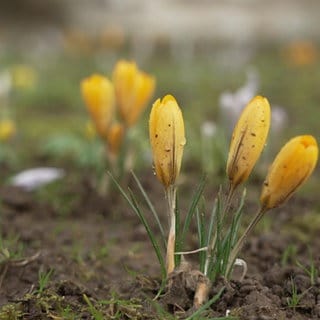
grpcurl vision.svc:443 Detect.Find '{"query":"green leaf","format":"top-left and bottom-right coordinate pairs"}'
top-left (180, 176), bottom-right (207, 252)
top-left (109, 173), bottom-right (166, 281)
top-left (131, 171), bottom-right (166, 249)
top-left (184, 287), bottom-right (225, 320)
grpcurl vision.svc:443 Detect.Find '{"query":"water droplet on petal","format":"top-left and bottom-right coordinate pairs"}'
top-left (152, 164), bottom-right (156, 175)
top-left (180, 138), bottom-right (186, 146)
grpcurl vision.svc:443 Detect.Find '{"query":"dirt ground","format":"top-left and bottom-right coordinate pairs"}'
top-left (0, 167), bottom-right (320, 319)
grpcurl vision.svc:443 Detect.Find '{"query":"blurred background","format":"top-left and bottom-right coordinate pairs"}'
top-left (0, 0), bottom-right (319, 182)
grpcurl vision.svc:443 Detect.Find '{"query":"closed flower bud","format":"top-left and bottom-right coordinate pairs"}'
top-left (113, 60), bottom-right (155, 127)
top-left (227, 96), bottom-right (271, 190)
top-left (260, 135), bottom-right (318, 210)
top-left (81, 74), bottom-right (115, 139)
top-left (107, 122), bottom-right (125, 155)
top-left (149, 95), bottom-right (186, 188)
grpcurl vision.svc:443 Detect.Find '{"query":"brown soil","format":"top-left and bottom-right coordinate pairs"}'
top-left (0, 170), bottom-right (320, 319)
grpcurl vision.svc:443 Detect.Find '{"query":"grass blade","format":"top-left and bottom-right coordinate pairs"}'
top-left (109, 173), bottom-right (166, 280)
top-left (131, 171), bottom-right (166, 249)
top-left (180, 175), bottom-right (207, 251)
top-left (175, 193), bottom-right (181, 267)
top-left (196, 207), bottom-right (207, 272)
top-left (127, 188), bottom-right (167, 280)
top-left (184, 286), bottom-right (225, 320)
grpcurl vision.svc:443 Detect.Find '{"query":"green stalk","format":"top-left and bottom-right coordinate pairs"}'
top-left (226, 206), bottom-right (267, 276)
top-left (165, 185), bottom-right (177, 275)
top-left (109, 173), bottom-right (167, 280)
top-left (131, 171), bottom-right (166, 249)
top-left (204, 188), bottom-right (224, 276)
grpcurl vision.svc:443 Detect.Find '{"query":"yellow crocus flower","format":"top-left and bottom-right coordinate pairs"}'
top-left (11, 64), bottom-right (38, 90)
top-left (107, 122), bottom-right (125, 155)
top-left (81, 74), bottom-right (115, 139)
top-left (113, 60), bottom-right (155, 127)
top-left (226, 96), bottom-right (271, 191)
top-left (149, 95), bottom-right (186, 188)
top-left (260, 135), bottom-right (318, 210)
top-left (0, 119), bottom-right (16, 141)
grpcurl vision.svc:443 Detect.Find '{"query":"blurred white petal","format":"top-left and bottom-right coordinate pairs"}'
top-left (201, 121), bottom-right (217, 138)
top-left (0, 70), bottom-right (12, 97)
top-left (219, 68), bottom-right (259, 130)
top-left (10, 167), bottom-right (65, 191)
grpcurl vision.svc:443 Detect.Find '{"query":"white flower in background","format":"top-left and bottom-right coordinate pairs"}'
top-left (10, 167), bottom-right (65, 191)
top-left (219, 68), bottom-right (288, 135)
top-left (201, 121), bottom-right (218, 174)
top-left (271, 105), bottom-right (288, 134)
top-left (219, 68), bottom-right (259, 131)
top-left (0, 70), bottom-right (12, 98)
top-left (201, 121), bottom-right (217, 138)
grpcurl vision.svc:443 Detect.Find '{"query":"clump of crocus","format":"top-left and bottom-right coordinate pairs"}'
top-left (81, 60), bottom-right (155, 175)
top-left (113, 92), bottom-right (318, 315)
top-left (226, 134), bottom-right (318, 275)
top-left (149, 94), bottom-right (186, 274)
top-left (204, 95), bottom-right (270, 275)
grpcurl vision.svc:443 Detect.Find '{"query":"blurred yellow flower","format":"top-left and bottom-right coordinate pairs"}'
top-left (282, 41), bottom-right (318, 67)
top-left (11, 64), bottom-right (38, 90)
top-left (149, 95), bottom-right (186, 188)
top-left (0, 119), bottom-right (16, 141)
top-left (260, 135), bottom-right (318, 210)
top-left (81, 74), bottom-right (115, 139)
top-left (227, 96), bottom-right (271, 191)
top-left (107, 122), bottom-right (125, 155)
top-left (113, 60), bottom-right (155, 127)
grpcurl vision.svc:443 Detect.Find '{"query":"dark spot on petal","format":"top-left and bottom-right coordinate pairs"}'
top-left (251, 132), bottom-right (256, 137)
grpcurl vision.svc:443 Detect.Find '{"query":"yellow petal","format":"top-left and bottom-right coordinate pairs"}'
top-left (149, 95), bottom-right (186, 188)
top-left (0, 119), bottom-right (16, 141)
top-left (113, 60), bottom-right (155, 126)
top-left (226, 96), bottom-right (271, 190)
top-left (107, 122), bottom-right (125, 155)
top-left (81, 74), bottom-right (115, 139)
top-left (113, 60), bottom-right (137, 117)
top-left (260, 135), bottom-right (318, 210)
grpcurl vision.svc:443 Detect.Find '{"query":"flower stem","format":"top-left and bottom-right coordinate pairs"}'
top-left (204, 185), bottom-right (235, 275)
top-left (226, 206), bottom-right (267, 277)
top-left (166, 185), bottom-right (177, 275)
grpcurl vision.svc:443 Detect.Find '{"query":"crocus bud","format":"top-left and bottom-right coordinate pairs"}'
top-left (81, 74), bottom-right (115, 139)
top-left (113, 60), bottom-right (155, 127)
top-left (149, 95), bottom-right (186, 188)
top-left (227, 96), bottom-right (271, 190)
top-left (260, 135), bottom-right (318, 210)
top-left (107, 122), bottom-right (125, 155)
